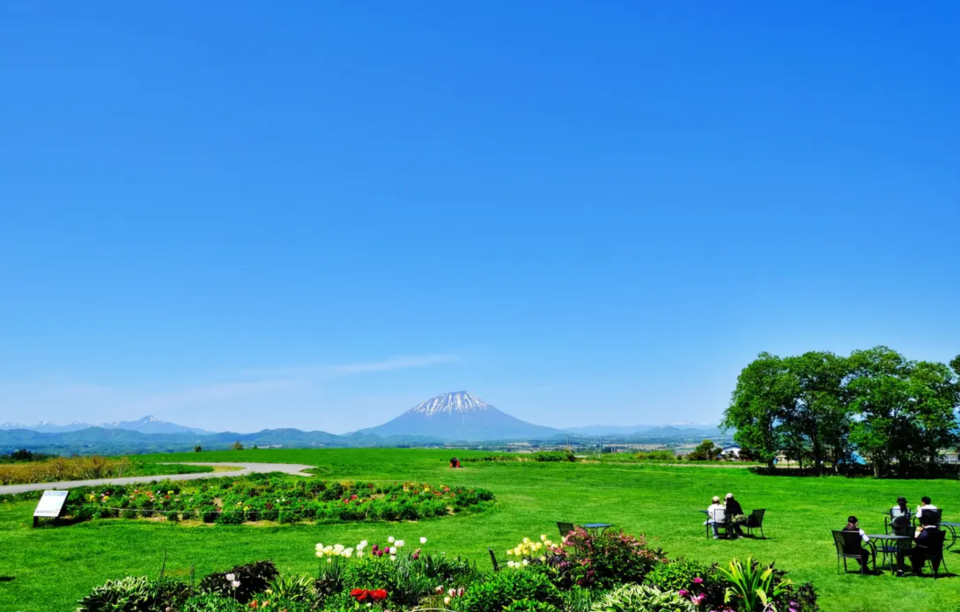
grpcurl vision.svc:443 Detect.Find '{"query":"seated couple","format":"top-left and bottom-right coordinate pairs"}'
top-left (705, 493), bottom-right (746, 539)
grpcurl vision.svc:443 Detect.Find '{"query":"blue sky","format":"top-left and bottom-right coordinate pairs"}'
top-left (1, 2), bottom-right (958, 433)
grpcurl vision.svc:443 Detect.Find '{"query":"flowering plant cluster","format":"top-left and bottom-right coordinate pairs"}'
top-left (61, 474), bottom-right (494, 525)
top-left (504, 534), bottom-right (556, 568)
top-left (75, 533), bottom-right (821, 612)
top-left (349, 588), bottom-right (388, 602)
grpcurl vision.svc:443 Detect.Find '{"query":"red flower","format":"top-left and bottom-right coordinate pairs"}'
top-left (371, 589), bottom-right (388, 601)
top-left (350, 588), bottom-right (369, 602)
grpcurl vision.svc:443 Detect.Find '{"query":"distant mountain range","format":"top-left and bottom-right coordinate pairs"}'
top-left (354, 391), bottom-right (561, 441)
top-left (1, 415), bottom-right (210, 435)
top-left (562, 423), bottom-right (720, 437)
top-left (0, 392), bottom-right (725, 455)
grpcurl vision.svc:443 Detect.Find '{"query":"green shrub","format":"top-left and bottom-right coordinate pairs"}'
top-left (416, 552), bottom-right (480, 587)
top-left (342, 555), bottom-right (432, 608)
top-left (266, 574), bottom-right (316, 603)
top-left (459, 569), bottom-right (563, 612)
top-left (543, 528), bottom-right (663, 589)
top-left (75, 576), bottom-right (185, 612)
top-left (589, 584), bottom-right (695, 612)
top-left (716, 557), bottom-right (791, 612)
top-left (563, 586), bottom-right (604, 612)
top-left (151, 577), bottom-right (193, 610)
top-left (278, 510), bottom-right (299, 524)
top-left (503, 599), bottom-right (561, 612)
top-left (199, 560), bottom-right (279, 603)
top-left (216, 510), bottom-right (244, 525)
top-left (181, 593), bottom-right (246, 612)
top-left (643, 558), bottom-right (724, 608)
top-left (532, 450), bottom-right (578, 462)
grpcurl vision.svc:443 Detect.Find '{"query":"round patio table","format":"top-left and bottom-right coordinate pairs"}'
top-left (939, 521), bottom-right (960, 550)
top-left (583, 523), bottom-right (614, 535)
top-left (866, 534), bottom-right (911, 572)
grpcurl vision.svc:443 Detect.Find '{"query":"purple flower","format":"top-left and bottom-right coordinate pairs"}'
top-left (679, 589), bottom-right (690, 598)
top-left (693, 576), bottom-right (704, 585)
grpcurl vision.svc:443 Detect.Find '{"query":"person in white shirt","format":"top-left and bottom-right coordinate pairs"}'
top-left (842, 515), bottom-right (872, 573)
top-left (705, 496), bottom-right (726, 539)
top-left (916, 496), bottom-right (938, 524)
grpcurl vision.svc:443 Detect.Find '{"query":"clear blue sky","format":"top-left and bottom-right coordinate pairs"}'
top-left (1, 2), bottom-right (958, 433)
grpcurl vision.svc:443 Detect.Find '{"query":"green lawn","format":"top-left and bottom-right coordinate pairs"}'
top-left (1, 448), bottom-right (959, 612)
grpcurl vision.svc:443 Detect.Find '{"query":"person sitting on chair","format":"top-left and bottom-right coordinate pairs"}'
top-left (890, 512), bottom-right (915, 576)
top-left (706, 496), bottom-right (725, 539)
top-left (891, 496), bottom-right (910, 519)
top-left (912, 511), bottom-right (941, 575)
top-left (916, 496), bottom-right (937, 520)
top-left (724, 493), bottom-right (745, 538)
top-left (842, 516), bottom-right (872, 572)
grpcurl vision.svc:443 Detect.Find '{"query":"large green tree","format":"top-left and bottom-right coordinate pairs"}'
top-left (722, 353), bottom-right (791, 468)
top-left (781, 351), bottom-right (853, 473)
top-left (909, 360), bottom-right (960, 470)
top-left (847, 347), bottom-right (914, 477)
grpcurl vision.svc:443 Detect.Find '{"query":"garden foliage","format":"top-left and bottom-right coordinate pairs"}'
top-left (75, 530), bottom-right (819, 612)
top-left (58, 474), bottom-right (494, 525)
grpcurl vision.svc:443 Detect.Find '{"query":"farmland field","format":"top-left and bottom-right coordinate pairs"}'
top-left (1, 448), bottom-right (960, 612)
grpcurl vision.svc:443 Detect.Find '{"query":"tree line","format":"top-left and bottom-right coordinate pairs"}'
top-left (722, 346), bottom-right (960, 477)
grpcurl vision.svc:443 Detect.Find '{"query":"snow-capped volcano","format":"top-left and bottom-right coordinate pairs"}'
top-left (407, 391), bottom-right (492, 416)
top-left (357, 391), bottom-right (560, 441)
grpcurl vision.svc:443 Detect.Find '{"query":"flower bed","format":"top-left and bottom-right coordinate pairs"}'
top-left (75, 527), bottom-right (822, 612)
top-left (58, 474), bottom-right (495, 525)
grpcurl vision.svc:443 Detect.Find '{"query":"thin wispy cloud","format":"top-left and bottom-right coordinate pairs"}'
top-left (243, 354), bottom-right (461, 379)
top-left (0, 353), bottom-right (461, 422)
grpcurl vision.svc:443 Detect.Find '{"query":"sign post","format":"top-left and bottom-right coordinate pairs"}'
top-left (33, 490), bottom-right (69, 528)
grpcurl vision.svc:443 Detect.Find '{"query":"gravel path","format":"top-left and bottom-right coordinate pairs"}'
top-left (0, 462), bottom-right (316, 495)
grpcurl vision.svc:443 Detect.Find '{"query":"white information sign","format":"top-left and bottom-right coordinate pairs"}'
top-left (34, 490), bottom-right (69, 518)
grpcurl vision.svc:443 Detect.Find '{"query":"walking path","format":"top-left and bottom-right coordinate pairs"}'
top-left (0, 462), bottom-right (315, 495)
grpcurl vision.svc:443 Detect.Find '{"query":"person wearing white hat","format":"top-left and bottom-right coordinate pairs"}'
top-left (705, 496), bottom-right (726, 539)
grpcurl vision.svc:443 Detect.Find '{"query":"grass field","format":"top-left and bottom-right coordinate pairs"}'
top-left (1, 448), bottom-right (959, 612)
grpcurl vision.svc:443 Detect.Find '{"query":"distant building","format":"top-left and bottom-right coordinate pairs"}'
top-left (719, 445), bottom-right (741, 460)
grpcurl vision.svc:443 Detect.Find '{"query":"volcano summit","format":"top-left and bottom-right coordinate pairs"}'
top-left (357, 391), bottom-right (560, 441)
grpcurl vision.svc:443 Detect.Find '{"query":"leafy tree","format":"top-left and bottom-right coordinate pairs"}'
top-left (781, 351), bottom-right (852, 474)
top-left (722, 353), bottom-right (790, 468)
top-left (231, 441), bottom-right (244, 451)
top-left (194, 445), bottom-right (203, 453)
top-left (908, 360), bottom-right (960, 470)
top-left (847, 347), bottom-right (914, 477)
top-left (687, 439), bottom-right (721, 461)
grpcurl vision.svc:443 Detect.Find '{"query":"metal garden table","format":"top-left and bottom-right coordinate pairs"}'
top-left (583, 523), bottom-right (614, 535)
top-left (940, 521), bottom-right (960, 550)
top-left (866, 534), bottom-right (911, 572)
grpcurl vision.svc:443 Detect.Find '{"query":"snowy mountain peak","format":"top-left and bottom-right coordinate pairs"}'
top-left (138, 415), bottom-right (160, 422)
top-left (407, 391), bottom-right (491, 416)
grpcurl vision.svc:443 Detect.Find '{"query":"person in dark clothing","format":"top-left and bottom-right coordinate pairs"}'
top-left (842, 516), bottom-right (872, 572)
top-left (912, 512), bottom-right (942, 575)
top-left (890, 513), bottom-right (914, 576)
top-left (724, 493), bottom-right (745, 537)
